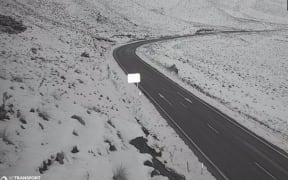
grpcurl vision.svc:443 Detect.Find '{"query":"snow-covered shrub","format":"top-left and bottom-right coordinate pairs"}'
top-left (113, 165), bottom-right (127, 180)
top-left (167, 64), bottom-right (179, 74)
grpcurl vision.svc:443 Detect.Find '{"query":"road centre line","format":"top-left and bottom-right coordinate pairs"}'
top-left (254, 162), bottom-right (278, 180)
top-left (177, 92), bottom-right (193, 104)
top-left (207, 123), bottom-right (220, 134)
top-left (158, 93), bottom-right (173, 106)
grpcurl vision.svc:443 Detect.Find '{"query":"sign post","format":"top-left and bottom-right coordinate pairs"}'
top-left (127, 73), bottom-right (141, 95)
top-left (201, 162), bottom-right (204, 175)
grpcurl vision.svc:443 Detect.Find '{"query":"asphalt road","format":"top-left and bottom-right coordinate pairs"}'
top-left (113, 33), bottom-right (288, 180)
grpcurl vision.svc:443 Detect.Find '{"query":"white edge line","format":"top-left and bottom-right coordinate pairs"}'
top-left (114, 46), bottom-right (229, 179)
top-left (254, 162), bottom-right (278, 180)
top-left (207, 123), bottom-right (220, 134)
top-left (187, 91), bottom-right (288, 159)
top-left (115, 42), bottom-right (288, 161)
top-left (140, 85), bottom-right (229, 180)
top-left (185, 97), bottom-right (193, 104)
top-left (113, 49), bottom-right (128, 74)
top-left (136, 50), bottom-right (288, 160)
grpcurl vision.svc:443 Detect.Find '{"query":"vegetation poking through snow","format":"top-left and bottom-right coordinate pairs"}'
top-left (0, 105), bottom-right (8, 121)
top-left (71, 115), bottom-right (85, 126)
top-left (37, 109), bottom-right (50, 121)
top-left (71, 146), bottom-right (79, 153)
top-left (4, 0), bottom-right (286, 179)
top-left (130, 136), bottom-right (185, 179)
top-left (167, 64), bottom-right (179, 74)
top-left (113, 165), bottom-right (128, 180)
top-left (0, 93), bottom-right (10, 121)
top-left (81, 52), bottom-right (90, 58)
top-left (38, 152), bottom-right (66, 174)
top-left (72, 129), bottom-right (79, 136)
top-left (1, 128), bottom-right (14, 145)
top-left (55, 152), bottom-right (65, 165)
top-left (195, 28), bottom-right (215, 35)
top-left (0, 14), bottom-right (27, 34)
top-left (38, 122), bottom-right (44, 130)
top-left (105, 139), bottom-right (117, 152)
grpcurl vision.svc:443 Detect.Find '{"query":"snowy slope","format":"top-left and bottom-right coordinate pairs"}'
top-left (212, 0), bottom-right (288, 24)
top-left (133, 0), bottom-right (288, 29)
top-left (135, 0), bottom-right (288, 152)
top-left (137, 30), bottom-right (288, 152)
top-left (0, 0), bottom-right (217, 179)
top-left (1, 0), bottom-right (288, 179)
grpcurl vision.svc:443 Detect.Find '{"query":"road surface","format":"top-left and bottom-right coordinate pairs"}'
top-left (113, 32), bottom-right (288, 180)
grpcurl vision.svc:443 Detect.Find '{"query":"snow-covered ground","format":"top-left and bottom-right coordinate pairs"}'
top-left (137, 30), bottom-right (288, 152)
top-left (0, 0), bottom-right (216, 179)
top-left (136, 0), bottom-right (288, 152)
top-left (1, 0), bottom-right (288, 179)
top-left (131, 0), bottom-right (288, 30)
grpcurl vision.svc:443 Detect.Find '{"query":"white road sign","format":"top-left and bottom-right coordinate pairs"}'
top-left (127, 73), bottom-right (141, 83)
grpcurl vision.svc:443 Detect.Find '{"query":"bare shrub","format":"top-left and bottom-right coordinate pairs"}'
top-left (0, 92), bottom-right (11, 121)
top-left (37, 109), bottom-right (50, 121)
top-left (11, 75), bottom-right (24, 83)
top-left (195, 28), bottom-right (215, 35)
top-left (1, 128), bottom-right (14, 145)
top-left (72, 129), bottom-right (79, 136)
top-left (55, 152), bottom-right (65, 164)
top-left (0, 105), bottom-right (9, 121)
top-left (71, 115), bottom-right (85, 126)
top-left (0, 14), bottom-right (27, 34)
top-left (113, 165), bottom-right (128, 180)
top-left (81, 52), bottom-right (90, 58)
top-left (167, 64), bottom-right (179, 74)
top-left (38, 122), bottom-right (44, 130)
top-left (2, 92), bottom-right (12, 107)
top-left (71, 145), bottom-right (79, 153)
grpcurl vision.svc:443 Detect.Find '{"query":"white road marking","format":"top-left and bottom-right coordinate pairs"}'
top-left (158, 93), bottom-right (172, 106)
top-left (180, 102), bottom-right (187, 108)
top-left (207, 123), bottom-right (220, 134)
top-left (177, 92), bottom-right (193, 104)
top-left (185, 97), bottom-right (193, 104)
top-left (254, 162), bottom-right (278, 180)
top-left (115, 32), bottom-right (288, 180)
top-left (174, 85), bottom-right (288, 160)
top-left (140, 88), bottom-right (229, 180)
top-left (241, 140), bottom-right (288, 176)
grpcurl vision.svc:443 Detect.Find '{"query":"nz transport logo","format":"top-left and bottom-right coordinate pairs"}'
top-left (1, 176), bottom-right (8, 180)
top-left (1, 176), bottom-right (40, 180)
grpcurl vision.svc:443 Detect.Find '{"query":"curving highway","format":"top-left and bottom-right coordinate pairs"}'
top-left (113, 32), bottom-right (288, 180)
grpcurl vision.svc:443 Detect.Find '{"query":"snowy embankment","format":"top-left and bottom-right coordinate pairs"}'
top-left (1, 0), bottom-right (288, 179)
top-left (136, 0), bottom-right (288, 153)
top-left (0, 0), bottom-right (216, 179)
top-left (137, 31), bottom-right (288, 152)
top-left (136, 0), bottom-right (288, 152)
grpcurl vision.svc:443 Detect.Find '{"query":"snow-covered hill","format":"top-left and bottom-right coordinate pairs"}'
top-left (136, 0), bottom-right (288, 154)
top-left (137, 30), bottom-right (288, 152)
top-left (1, 0), bottom-right (287, 180)
top-left (0, 0), bottom-right (210, 179)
